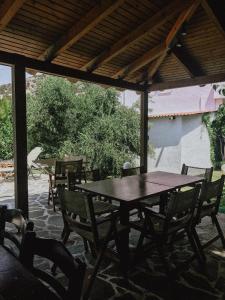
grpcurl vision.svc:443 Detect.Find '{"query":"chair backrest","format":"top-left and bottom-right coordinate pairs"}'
top-left (85, 169), bottom-right (101, 182)
top-left (163, 185), bottom-right (200, 235)
top-left (121, 166), bottom-right (144, 177)
top-left (181, 163), bottom-right (213, 182)
top-left (27, 147), bottom-right (43, 167)
top-left (58, 188), bottom-right (99, 246)
top-left (195, 175), bottom-right (225, 223)
top-left (55, 159), bottom-right (83, 176)
top-left (19, 223), bottom-right (86, 300)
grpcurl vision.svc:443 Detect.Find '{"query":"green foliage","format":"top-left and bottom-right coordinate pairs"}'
top-left (0, 97), bottom-right (13, 159)
top-left (203, 102), bottom-right (225, 169)
top-left (27, 77), bottom-right (141, 176)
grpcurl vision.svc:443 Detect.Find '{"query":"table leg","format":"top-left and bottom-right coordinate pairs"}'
top-left (159, 192), bottom-right (169, 214)
top-left (118, 202), bottom-right (130, 277)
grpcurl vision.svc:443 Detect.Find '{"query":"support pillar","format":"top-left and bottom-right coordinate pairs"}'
top-left (12, 64), bottom-right (28, 218)
top-left (140, 88), bottom-right (149, 173)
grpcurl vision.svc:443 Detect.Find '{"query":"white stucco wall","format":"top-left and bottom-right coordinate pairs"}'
top-left (148, 115), bottom-right (212, 173)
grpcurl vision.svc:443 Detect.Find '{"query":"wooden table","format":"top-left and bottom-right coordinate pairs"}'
top-left (0, 246), bottom-right (59, 300)
top-left (76, 171), bottom-right (203, 271)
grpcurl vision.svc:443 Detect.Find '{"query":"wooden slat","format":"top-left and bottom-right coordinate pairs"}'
top-left (148, 0), bottom-right (201, 80)
top-left (172, 47), bottom-right (204, 77)
top-left (114, 43), bottom-right (165, 79)
top-left (113, 0), bottom-right (200, 80)
top-left (82, 0), bottom-right (186, 72)
top-left (39, 0), bottom-right (125, 62)
top-left (0, 0), bottom-right (25, 31)
top-left (201, 0), bottom-right (225, 40)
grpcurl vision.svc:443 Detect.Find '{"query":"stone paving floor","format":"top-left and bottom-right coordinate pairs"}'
top-left (1, 175), bottom-right (225, 300)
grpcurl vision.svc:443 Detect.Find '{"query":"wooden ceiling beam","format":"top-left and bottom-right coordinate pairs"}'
top-left (0, 50), bottom-right (146, 91)
top-left (83, 0), bottom-right (186, 72)
top-left (0, 0), bottom-right (25, 31)
top-left (172, 47), bottom-right (204, 78)
top-left (114, 44), bottom-right (165, 79)
top-left (150, 72), bottom-right (225, 91)
top-left (148, 0), bottom-right (201, 80)
top-left (39, 0), bottom-right (125, 62)
top-left (201, 0), bottom-right (225, 40)
top-left (114, 0), bottom-right (200, 80)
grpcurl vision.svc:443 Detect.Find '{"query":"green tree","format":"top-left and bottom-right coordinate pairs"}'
top-left (27, 77), bottom-right (141, 176)
top-left (0, 97), bottom-right (13, 159)
top-left (27, 76), bottom-right (75, 156)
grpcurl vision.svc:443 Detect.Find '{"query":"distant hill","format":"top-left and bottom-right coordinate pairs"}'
top-left (0, 74), bottom-right (45, 99)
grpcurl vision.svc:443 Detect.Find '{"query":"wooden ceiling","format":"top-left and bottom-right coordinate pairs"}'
top-left (0, 0), bottom-right (225, 91)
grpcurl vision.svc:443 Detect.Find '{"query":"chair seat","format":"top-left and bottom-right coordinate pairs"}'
top-left (131, 214), bottom-right (188, 236)
top-left (93, 201), bottom-right (118, 215)
top-left (140, 196), bottom-right (160, 207)
top-left (71, 219), bottom-right (128, 243)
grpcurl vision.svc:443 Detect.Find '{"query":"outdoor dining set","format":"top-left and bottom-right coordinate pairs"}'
top-left (0, 159), bottom-right (225, 300)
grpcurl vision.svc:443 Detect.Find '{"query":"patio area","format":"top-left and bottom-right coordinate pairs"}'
top-left (1, 175), bottom-right (225, 300)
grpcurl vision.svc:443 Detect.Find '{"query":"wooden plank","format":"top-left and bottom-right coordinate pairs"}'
top-left (39, 0), bottom-right (125, 62)
top-left (150, 73), bottom-right (225, 91)
top-left (0, 0), bottom-right (25, 31)
top-left (114, 43), bottom-right (165, 79)
top-left (201, 0), bottom-right (225, 40)
top-left (113, 0), bottom-right (200, 80)
top-left (0, 50), bottom-right (146, 91)
top-left (148, 0), bottom-right (201, 80)
top-left (83, 0), bottom-right (186, 72)
top-left (140, 88), bottom-right (148, 173)
top-left (11, 63), bottom-right (28, 218)
top-left (172, 47), bottom-right (205, 77)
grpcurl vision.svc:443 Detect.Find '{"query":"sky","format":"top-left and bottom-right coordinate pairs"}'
top-left (0, 65), bottom-right (11, 85)
top-left (0, 64), bottom-right (32, 85)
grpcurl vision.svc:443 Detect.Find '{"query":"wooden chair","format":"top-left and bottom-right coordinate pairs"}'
top-left (48, 159), bottom-right (83, 211)
top-left (0, 206), bottom-right (86, 300)
top-left (181, 164), bottom-right (213, 182)
top-left (192, 175), bottom-right (225, 261)
top-left (19, 222), bottom-right (86, 300)
top-left (58, 188), bottom-right (129, 299)
top-left (135, 185), bottom-right (202, 275)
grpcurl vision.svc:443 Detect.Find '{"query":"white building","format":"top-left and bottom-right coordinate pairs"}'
top-left (119, 84), bottom-right (225, 173)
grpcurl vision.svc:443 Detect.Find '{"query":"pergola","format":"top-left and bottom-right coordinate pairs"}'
top-left (0, 0), bottom-right (224, 217)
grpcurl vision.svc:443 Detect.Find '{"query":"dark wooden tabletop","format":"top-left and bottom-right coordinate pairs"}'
top-left (76, 171), bottom-right (203, 202)
top-left (0, 246), bottom-right (59, 300)
top-left (143, 171), bottom-right (203, 188)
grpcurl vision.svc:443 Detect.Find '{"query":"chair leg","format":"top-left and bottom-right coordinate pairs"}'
top-left (83, 239), bottom-right (110, 300)
top-left (62, 229), bottom-right (70, 245)
top-left (192, 228), bottom-right (206, 262)
top-left (212, 214), bottom-right (225, 249)
top-left (186, 229), bottom-right (205, 266)
top-left (83, 238), bottom-right (89, 253)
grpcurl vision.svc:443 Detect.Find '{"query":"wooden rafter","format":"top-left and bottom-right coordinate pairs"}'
top-left (82, 0), bottom-right (186, 72)
top-left (114, 0), bottom-right (200, 80)
top-left (172, 47), bottom-right (204, 78)
top-left (150, 72), bottom-right (225, 91)
top-left (39, 0), bottom-right (125, 62)
top-left (147, 0), bottom-right (201, 81)
top-left (114, 44), bottom-right (165, 79)
top-left (201, 0), bottom-right (225, 40)
top-left (0, 50), bottom-right (146, 91)
top-left (0, 0), bottom-right (25, 31)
